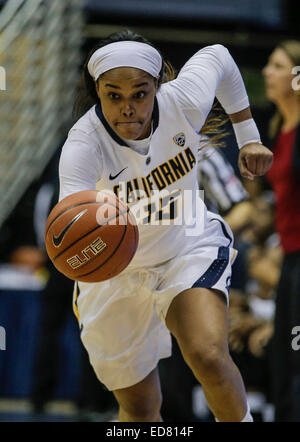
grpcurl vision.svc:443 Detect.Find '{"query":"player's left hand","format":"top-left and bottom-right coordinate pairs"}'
top-left (238, 143), bottom-right (273, 180)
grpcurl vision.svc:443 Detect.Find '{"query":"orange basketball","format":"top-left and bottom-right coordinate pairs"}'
top-left (44, 190), bottom-right (139, 282)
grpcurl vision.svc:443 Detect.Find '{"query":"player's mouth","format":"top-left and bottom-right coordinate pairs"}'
top-left (116, 122), bottom-right (141, 126)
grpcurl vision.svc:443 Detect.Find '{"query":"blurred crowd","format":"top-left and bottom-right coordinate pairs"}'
top-left (226, 176), bottom-right (280, 416)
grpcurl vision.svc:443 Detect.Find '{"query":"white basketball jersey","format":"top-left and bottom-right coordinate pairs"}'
top-left (59, 44), bottom-right (249, 267)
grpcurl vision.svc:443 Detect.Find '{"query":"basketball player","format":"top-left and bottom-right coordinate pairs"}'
top-left (59, 30), bottom-right (273, 422)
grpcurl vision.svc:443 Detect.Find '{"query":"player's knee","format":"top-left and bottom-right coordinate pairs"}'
top-left (183, 341), bottom-right (228, 381)
top-left (119, 391), bottom-right (162, 421)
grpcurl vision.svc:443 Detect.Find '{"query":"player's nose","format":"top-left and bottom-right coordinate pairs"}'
top-left (121, 103), bottom-right (135, 118)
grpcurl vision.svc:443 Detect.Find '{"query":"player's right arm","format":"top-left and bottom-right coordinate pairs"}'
top-left (59, 129), bottom-right (103, 201)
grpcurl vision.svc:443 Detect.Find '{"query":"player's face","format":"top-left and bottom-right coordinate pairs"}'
top-left (262, 48), bottom-right (295, 103)
top-left (96, 67), bottom-right (158, 140)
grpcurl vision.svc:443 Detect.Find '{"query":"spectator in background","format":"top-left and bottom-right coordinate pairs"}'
top-left (262, 40), bottom-right (300, 421)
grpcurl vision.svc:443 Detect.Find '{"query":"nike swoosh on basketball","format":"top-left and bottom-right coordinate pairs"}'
top-left (109, 167), bottom-right (128, 180)
top-left (52, 209), bottom-right (87, 248)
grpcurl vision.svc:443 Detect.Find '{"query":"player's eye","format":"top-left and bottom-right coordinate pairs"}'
top-left (134, 91), bottom-right (147, 99)
top-left (108, 92), bottom-right (120, 100)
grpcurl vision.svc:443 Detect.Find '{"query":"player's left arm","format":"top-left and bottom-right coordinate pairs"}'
top-left (171, 45), bottom-right (273, 178)
top-left (229, 107), bottom-right (273, 180)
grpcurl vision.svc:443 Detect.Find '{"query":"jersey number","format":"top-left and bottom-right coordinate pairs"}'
top-left (142, 190), bottom-right (181, 225)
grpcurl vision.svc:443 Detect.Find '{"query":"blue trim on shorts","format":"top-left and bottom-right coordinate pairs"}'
top-left (192, 246), bottom-right (230, 289)
top-left (209, 217), bottom-right (233, 246)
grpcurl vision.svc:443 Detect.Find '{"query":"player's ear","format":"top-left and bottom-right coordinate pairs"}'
top-left (154, 76), bottom-right (160, 90)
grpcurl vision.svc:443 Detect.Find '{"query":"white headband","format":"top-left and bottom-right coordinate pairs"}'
top-left (87, 41), bottom-right (163, 81)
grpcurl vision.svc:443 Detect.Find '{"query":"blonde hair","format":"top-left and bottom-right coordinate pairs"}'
top-left (269, 40), bottom-right (300, 139)
top-left (199, 102), bottom-right (229, 149)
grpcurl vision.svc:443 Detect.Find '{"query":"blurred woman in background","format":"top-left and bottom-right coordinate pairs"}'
top-left (262, 40), bottom-right (300, 421)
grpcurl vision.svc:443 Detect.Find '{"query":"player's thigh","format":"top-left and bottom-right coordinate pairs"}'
top-left (112, 367), bottom-right (162, 415)
top-left (165, 287), bottom-right (229, 365)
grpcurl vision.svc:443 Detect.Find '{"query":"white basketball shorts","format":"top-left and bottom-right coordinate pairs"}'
top-left (72, 215), bottom-right (237, 391)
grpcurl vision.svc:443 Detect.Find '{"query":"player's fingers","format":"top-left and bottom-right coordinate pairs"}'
top-left (252, 153), bottom-right (272, 175)
top-left (263, 152), bottom-right (274, 173)
top-left (244, 154), bottom-right (258, 175)
top-left (255, 156), bottom-right (266, 176)
top-left (238, 155), bottom-right (254, 180)
top-left (239, 166), bottom-right (253, 180)
top-left (250, 151), bottom-right (274, 175)
top-left (239, 145), bottom-right (273, 177)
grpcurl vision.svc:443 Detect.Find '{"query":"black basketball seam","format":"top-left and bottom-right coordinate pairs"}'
top-left (67, 211), bottom-right (129, 273)
top-left (46, 202), bottom-right (100, 236)
top-left (45, 199), bottom-right (127, 236)
top-left (104, 218), bottom-right (138, 279)
top-left (124, 220), bottom-right (138, 266)
top-left (52, 208), bottom-right (128, 262)
top-left (60, 209), bottom-right (134, 273)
